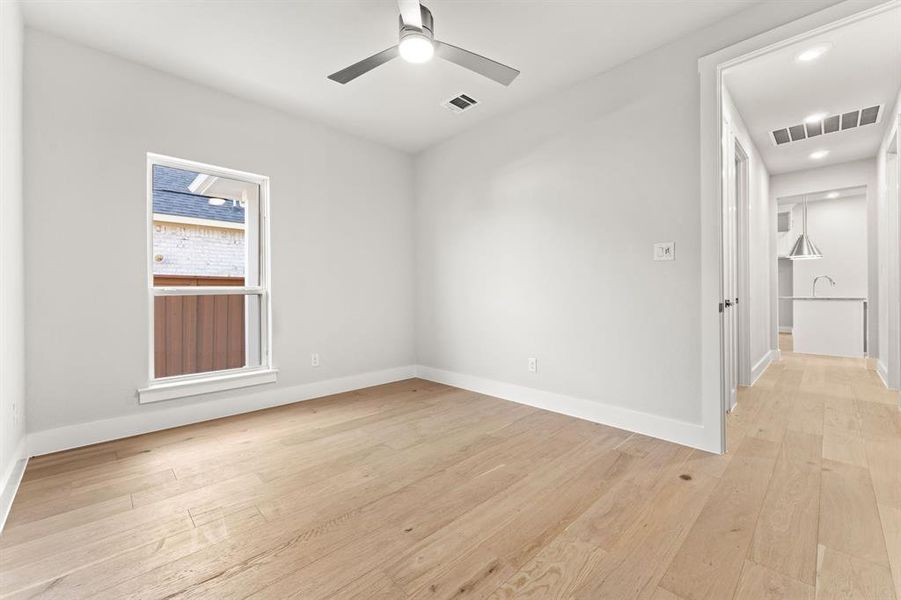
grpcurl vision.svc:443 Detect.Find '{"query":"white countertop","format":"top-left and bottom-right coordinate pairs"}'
top-left (779, 296), bottom-right (867, 301)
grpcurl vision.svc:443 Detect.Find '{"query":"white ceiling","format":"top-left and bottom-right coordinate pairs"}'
top-left (23, 0), bottom-right (757, 153)
top-left (724, 6), bottom-right (901, 175)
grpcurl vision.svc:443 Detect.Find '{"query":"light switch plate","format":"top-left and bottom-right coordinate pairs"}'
top-left (654, 242), bottom-right (675, 261)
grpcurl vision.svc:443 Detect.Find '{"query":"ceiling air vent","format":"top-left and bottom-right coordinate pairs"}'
top-left (770, 105), bottom-right (883, 146)
top-left (442, 94), bottom-right (478, 114)
top-left (859, 105), bottom-right (880, 125)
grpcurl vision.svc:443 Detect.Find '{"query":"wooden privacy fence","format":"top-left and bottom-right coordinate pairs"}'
top-left (154, 275), bottom-right (245, 378)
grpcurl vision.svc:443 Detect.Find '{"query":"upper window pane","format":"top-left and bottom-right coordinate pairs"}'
top-left (152, 165), bottom-right (259, 285)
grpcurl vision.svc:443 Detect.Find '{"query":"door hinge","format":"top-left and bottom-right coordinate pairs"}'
top-left (719, 302), bottom-right (724, 313)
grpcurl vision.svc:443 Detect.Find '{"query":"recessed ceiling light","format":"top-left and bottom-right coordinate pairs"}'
top-left (804, 112), bottom-right (828, 124)
top-left (826, 192), bottom-right (839, 199)
top-left (809, 150), bottom-right (829, 160)
top-left (796, 43), bottom-right (832, 63)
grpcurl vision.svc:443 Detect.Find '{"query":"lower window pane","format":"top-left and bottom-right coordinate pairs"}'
top-left (153, 294), bottom-right (261, 378)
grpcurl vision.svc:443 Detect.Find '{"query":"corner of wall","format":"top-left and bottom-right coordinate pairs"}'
top-left (0, 441), bottom-right (27, 533)
top-left (751, 348), bottom-right (778, 385)
top-left (0, 0), bottom-right (28, 532)
top-left (25, 365), bottom-right (418, 457)
top-left (414, 365), bottom-right (716, 453)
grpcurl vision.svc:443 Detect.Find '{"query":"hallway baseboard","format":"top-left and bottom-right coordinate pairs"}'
top-left (0, 438), bottom-right (28, 533)
top-left (876, 360), bottom-right (890, 388)
top-left (751, 349), bottom-right (779, 385)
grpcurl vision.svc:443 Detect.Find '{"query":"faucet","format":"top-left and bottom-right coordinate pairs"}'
top-left (813, 275), bottom-right (836, 297)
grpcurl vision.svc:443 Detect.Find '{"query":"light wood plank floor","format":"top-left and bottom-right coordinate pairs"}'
top-left (1, 352), bottom-right (898, 599)
top-left (779, 332), bottom-right (793, 352)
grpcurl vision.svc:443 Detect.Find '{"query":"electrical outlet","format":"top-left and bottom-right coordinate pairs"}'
top-left (311, 353), bottom-right (320, 367)
top-left (528, 357), bottom-right (538, 373)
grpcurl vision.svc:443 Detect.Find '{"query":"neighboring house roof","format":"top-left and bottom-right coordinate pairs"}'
top-left (152, 165), bottom-right (245, 224)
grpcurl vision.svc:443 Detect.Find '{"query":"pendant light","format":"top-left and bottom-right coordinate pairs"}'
top-left (788, 195), bottom-right (822, 260)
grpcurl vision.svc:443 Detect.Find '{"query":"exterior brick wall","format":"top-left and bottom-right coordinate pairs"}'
top-left (153, 221), bottom-right (245, 278)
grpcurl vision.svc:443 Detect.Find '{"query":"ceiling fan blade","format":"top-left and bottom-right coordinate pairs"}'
top-left (434, 42), bottom-right (519, 86)
top-left (397, 0), bottom-right (423, 29)
top-left (328, 46), bottom-right (399, 84)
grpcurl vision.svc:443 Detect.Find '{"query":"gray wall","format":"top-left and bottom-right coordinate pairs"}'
top-left (414, 0), bottom-right (839, 425)
top-left (24, 30), bottom-right (416, 433)
top-left (876, 89), bottom-right (901, 386)
top-left (0, 1), bottom-right (27, 496)
top-left (778, 259), bottom-right (793, 330)
top-left (790, 196), bottom-right (869, 300)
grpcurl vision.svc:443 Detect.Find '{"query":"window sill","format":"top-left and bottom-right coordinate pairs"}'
top-left (138, 368), bottom-right (278, 404)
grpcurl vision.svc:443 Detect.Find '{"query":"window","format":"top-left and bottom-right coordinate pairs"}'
top-left (139, 154), bottom-right (274, 403)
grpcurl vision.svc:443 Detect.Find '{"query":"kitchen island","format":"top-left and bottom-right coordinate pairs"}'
top-left (779, 297), bottom-right (867, 358)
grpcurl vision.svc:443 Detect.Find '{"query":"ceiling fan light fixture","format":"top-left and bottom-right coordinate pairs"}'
top-left (399, 34), bottom-right (434, 63)
top-left (327, 0), bottom-right (519, 85)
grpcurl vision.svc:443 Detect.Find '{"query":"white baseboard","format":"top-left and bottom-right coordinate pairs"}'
top-left (27, 365), bottom-right (417, 457)
top-left (778, 327), bottom-right (793, 334)
top-left (414, 365), bottom-right (711, 452)
top-left (751, 349), bottom-right (778, 385)
top-left (876, 360), bottom-right (889, 388)
top-left (0, 437), bottom-right (29, 533)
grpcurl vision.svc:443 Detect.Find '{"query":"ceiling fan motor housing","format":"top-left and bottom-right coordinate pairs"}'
top-left (399, 5), bottom-right (434, 42)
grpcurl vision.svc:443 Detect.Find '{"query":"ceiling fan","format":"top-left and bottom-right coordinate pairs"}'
top-left (327, 0), bottom-right (519, 86)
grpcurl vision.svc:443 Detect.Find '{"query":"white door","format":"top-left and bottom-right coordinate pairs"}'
top-left (722, 121), bottom-right (739, 413)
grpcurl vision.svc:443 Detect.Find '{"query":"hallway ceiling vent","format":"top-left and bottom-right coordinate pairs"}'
top-left (770, 105), bottom-right (882, 146)
top-left (442, 93), bottom-right (478, 114)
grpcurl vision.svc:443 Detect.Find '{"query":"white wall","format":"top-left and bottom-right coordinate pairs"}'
top-left (723, 85), bottom-right (774, 381)
top-left (24, 31), bottom-right (415, 444)
top-left (414, 0), bottom-right (838, 448)
top-left (0, 0), bottom-right (28, 522)
top-left (771, 159), bottom-right (878, 350)
top-left (778, 260), bottom-right (793, 329)
top-left (787, 196), bottom-right (868, 298)
top-left (875, 89), bottom-right (900, 387)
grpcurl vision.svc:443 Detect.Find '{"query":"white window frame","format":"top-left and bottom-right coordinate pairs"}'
top-left (138, 153), bottom-right (275, 403)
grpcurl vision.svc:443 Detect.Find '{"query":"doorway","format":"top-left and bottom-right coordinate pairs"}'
top-left (722, 136), bottom-right (750, 415)
top-left (699, 1), bottom-right (901, 454)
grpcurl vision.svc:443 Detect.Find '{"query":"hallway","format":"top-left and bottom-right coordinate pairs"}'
top-left (707, 351), bottom-right (900, 599)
